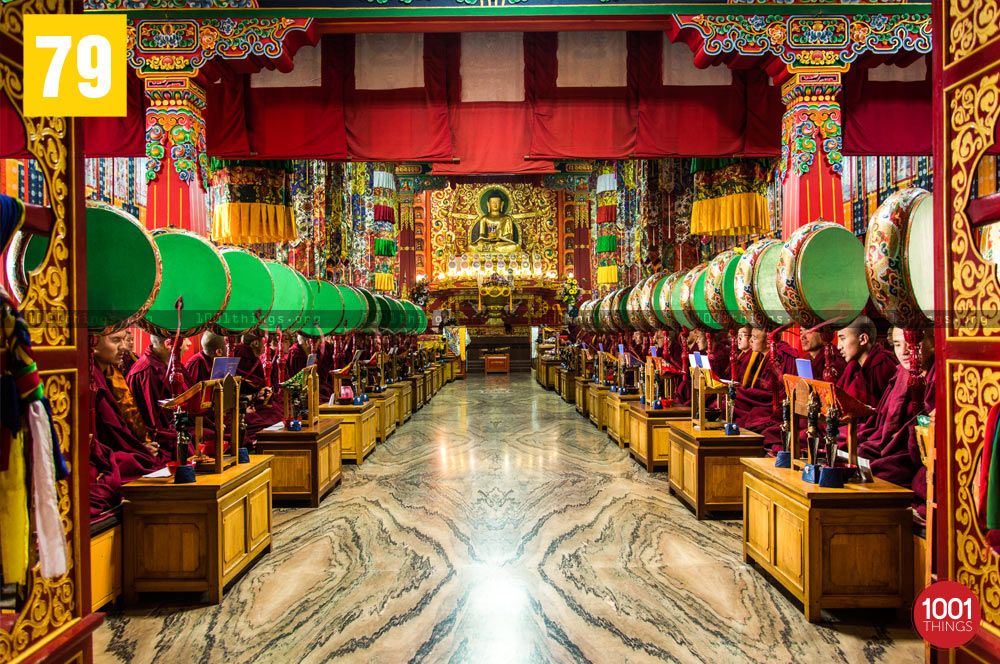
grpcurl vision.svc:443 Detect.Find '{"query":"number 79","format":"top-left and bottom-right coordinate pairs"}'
top-left (35, 34), bottom-right (112, 99)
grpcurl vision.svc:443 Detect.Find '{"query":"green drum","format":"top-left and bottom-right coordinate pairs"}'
top-left (735, 238), bottom-right (788, 329)
top-left (404, 300), bottom-right (423, 334)
top-left (612, 286), bottom-right (634, 332)
top-left (415, 307), bottom-right (428, 335)
top-left (865, 188), bottom-right (934, 327)
top-left (373, 294), bottom-right (394, 333)
top-left (653, 271), bottom-right (685, 329)
top-left (598, 294), bottom-right (617, 333)
top-left (264, 262), bottom-right (306, 334)
top-left (679, 265), bottom-right (722, 331)
top-left (387, 297), bottom-right (407, 333)
top-left (626, 279), bottom-right (653, 332)
top-left (777, 221), bottom-right (868, 329)
top-left (5, 231), bottom-right (51, 303)
top-left (143, 229), bottom-right (230, 337)
top-left (668, 269), bottom-right (695, 330)
top-left (285, 270), bottom-right (315, 334)
top-left (215, 248), bottom-right (274, 335)
top-left (577, 299), bottom-right (593, 331)
top-left (638, 272), bottom-right (665, 330)
top-left (308, 279), bottom-right (346, 336)
top-left (355, 287), bottom-right (381, 333)
top-left (335, 285), bottom-right (367, 334)
top-left (705, 250), bottom-right (747, 329)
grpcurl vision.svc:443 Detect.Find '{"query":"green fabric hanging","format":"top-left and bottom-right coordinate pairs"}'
top-left (373, 238), bottom-right (397, 257)
top-left (595, 235), bottom-right (617, 254)
top-left (986, 413), bottom-right (1000, 529)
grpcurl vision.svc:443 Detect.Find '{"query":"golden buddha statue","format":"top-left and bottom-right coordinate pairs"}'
top-left (469, 189), bottom-right (520, 254)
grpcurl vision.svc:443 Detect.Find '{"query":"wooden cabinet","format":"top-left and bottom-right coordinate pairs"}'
top-left (122, 456), bottom-right (273, 604)
top-left (253, 416), bottom-right (342, 506)
top-left (627, 403), bottom-right (689, 471)
top-left (90, 522), bottom-right (122, 611)
top-left (432, 365), bottom-right (443, 393)
top-left (558, 368), bottom-right (576, 404)
top-left (606, 392), bottom-right (640, 448)
top-left (574, 377), bottom-right (590, 417)
top-left (407, 375), bottom-right (425, 411)
top-left (587, 384), bottom-right (610, 430)
top-left (741, 458), bottom-right (914, 622)
top-left (387, 382), bottom-right (412, 425)
top-left (537, 358), bottom-right (559, 389)
top-left (484, 353), bottom-right (510, 374)
top-left (319, 402), bottom-right (377, 464)
top-left (667, 421), bottom-right (764, 519)
top-left (370, 391), bottom-right (398, 442)
top-left (444, 359), bottom-right (454, 382)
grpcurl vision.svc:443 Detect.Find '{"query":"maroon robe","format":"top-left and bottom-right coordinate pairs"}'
top-left (184, 350), bottom-right (214, 385)
top-left (287, 342), bottom-right (307, 377)
top-left (89, 363), bottom-right (166, 519)
top-left (317, 342), bottom-right (336, 401)
top-left (232, 343), bottom-right (283, 440)
top-left (674, 337), bottom-right (730, 405)
top-left (126, 346), bottom-right (184, 449)
top-left (809, 349), bottom-right (847, 383)
top-left (234, 343), bottom-right (266, 389)
top-left (837, 343), bottom-right (898, 409)
top-left (732, 340), bottom-right (800, 452)
top-left (120, 349), bottom-right (138, 375)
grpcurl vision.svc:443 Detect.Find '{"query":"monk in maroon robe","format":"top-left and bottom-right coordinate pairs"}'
top-left (674, 329), bottom-right (730, 405)
top-left (732, 327), bottom-right (800, 453)
top-left (184, 331), bottom-right (226, 384)
top-left (286, 334), bottom-right (309, 377)
top-left (126, 334), bottom-right (191, 450)
top-left (836, 316), bottom-right (898, 431)
top-left (800, 328), bottom-right (846, 382)
top-left (90, 331), bottom-right (167, 519)
top-left (317, 336), bottom-right (337, 401)
top-left (234, 332), bottom-right (284, 440)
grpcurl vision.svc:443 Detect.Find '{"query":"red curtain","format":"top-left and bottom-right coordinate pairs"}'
top-left (206, 75), bottom-right (250, 156)
top-left (330, 34), bottom-right (452, 162)
top-left (842, 66), bottom-right (932, 156)
top-left (433, 34), bottom-right (552, 175)
top-left (0, 93), bottom-right (26, 158)
top-left (525, 32), bottom-right (637, 159)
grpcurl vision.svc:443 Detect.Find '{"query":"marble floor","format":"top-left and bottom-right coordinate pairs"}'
top-left (94, 374), bottom-right (923, 663)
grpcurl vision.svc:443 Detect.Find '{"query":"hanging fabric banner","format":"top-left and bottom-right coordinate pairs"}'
top-left (690, 158), bottom-right (771, 236)
top-left (210, 159), bottom-right (297, 244)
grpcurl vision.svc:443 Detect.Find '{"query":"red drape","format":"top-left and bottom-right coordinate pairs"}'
top-left (206, 75), bottom-right (250, 156)
top-left (843, 66), bottom-right (932, 156)
top-left (433, 34), bottom-right (552, 175)
top-left (525, 32), bottom-right (637, 159)
top-left (84, 71), bottom-right (145, 157)
top-left (0, 93), bottom-right (26, 157)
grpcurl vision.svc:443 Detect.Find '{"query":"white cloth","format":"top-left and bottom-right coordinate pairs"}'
top-left (596, 172), bottom-right (616, 193)
top-left (28, 400), bottom-right (67, 579)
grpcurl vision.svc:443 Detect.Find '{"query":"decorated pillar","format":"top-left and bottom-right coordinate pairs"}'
top-left (779, 70), bottom-right (845, 237)
top-left (370, 162), bottom-right (398, 293)
top-left (594, 160), bottom-right (618, 290)
top-left (569, 191), bottom-right (592, 294)
top-left (397, 184), bottom-right (417, 295)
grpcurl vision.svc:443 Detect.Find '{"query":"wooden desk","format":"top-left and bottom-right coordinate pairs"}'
top-left (574, 376), bottom-right (590, 417)
top-left (606, 391), bottom-right (641, 448)
top-left (122, 455), bottom-right (273, 604)
top-left (667, 421), bottom-right (764, 519)
top-left (451, 357), bottom-right (465, 379)
top-left (628, 403), bottom-right (690, 471)
top-left (433, 365), bottom-right (443, 393)
top-left (484, 353), bottom-right (510, 374)
top-left (407, 375), bottom-right (425, 411)
top-left (537, 358), bottom-right (559, 389)
top-left (90, 520), bottom-right (121, 611)
top-left (558, 368), bottom-right (576, 404)
top-left (423, 370), bottom-right (434, 400)
top-left (387, 381), bottom-right (412, 425)
top-left (253, 416), bottom-right (342, 507)
top-left (369, 391), bottom-right (398, 442)
top-left (587, 383), bottom-right (610, 430)
top-left (741, 457), bottom-right (914, 621)
top-left (444, 359), bottom-right (454, 382)
top-left (319, 401), bottom-right (377, 464)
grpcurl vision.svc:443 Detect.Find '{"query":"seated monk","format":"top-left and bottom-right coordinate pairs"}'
top-left (119, 328), bottom-right (139, 374)
top-left (89, 331), bottom-right (167, 519)
top-left (857, 327), bottom-right (935, 520)
top-left (733, 325), bottom-right (758, 384)
top-left (317, 335), bottom-right (337, 401)
top-left (233, 332), bottom-right (284, 440)
top-left (125, 333), bottom-right (192, 451)
top-left (675, 328), bottom-right (731, 405)
top-left (800, 327), bottom-right (846, 382)
top-left (732, 327), bottom-right (800, 453)
top-left (287, 333), bottom-right (309, 377)
top-left (184, 331), bottom-right (226, 384)
top-left (836, 316), bottom-right (898, 428)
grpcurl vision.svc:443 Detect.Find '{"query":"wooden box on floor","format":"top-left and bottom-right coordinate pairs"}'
top-left (90, 520), bottom-right (122, 611)
top-left (319, 401), bottom-right (378, 464)
top-left (408, 375), bottom-right (425, 411)
top-left (122, 455), bottom-right (273, 604)
top-left (387, 381), bottom-right (412, 425)
top-left (628, 403), bottom-right (690, 471)
top-left (606, 392), bottom-right (640, 448)
top-left (587, 384), bottom-right (610, 430)
top-left (537, 358), bottom-right (559, 389)
top-left (484, 353), bottom-right (510, 374)
top-left (423, 370), bottom-right (434, 400)
top-left (741, 457), bottom-right (914, 622)
top-left (451, 357), bottom-right (465, 379)
top-left (444, 359), bottom-right (454, 382)
top-left (433, 365), bottom-right (443, 393)
top-left (252, 416), bottom-right (342, 507)
top-left (667, 421), bottom-right (764, 519)
top-left (558, 368), bottom-right (576, 404)
top-left (574, 376), bottom-right (590, 417)
top-left (370, 391), bottom-right (399, 442)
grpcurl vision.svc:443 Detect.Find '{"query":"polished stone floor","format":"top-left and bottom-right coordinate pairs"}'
top-left (94, 373), bottom-right (922, 663)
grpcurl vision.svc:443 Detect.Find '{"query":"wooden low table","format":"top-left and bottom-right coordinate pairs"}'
top-left (319, 401), bottom-right (377, 464)
top-left (558, 368), bottom-right (576, 404)
top-left (537, 358), bottom-right (559, 389)
top-left (122, 455), bottom-right (273, 604)
top-left (369, 390), bottom-right (398, 442)
top-left (444, 359), bottom-right (454, 382)
top-left (574, 376), bottom-right (590, 417)
top-left (606, 391), bottom-right (640, 448)
top-left (628, 403), bottom-right (690, 471)
top-left (451, 357), bottom-right (464, 379)
top-left (741, 457), bottom-right (915, 621)
top-left (484, 353), bottom-right (510, 374)
top-left (667, 420), bottom-right (764, 519)
top-left (253, 416), bottom-right (342, 507)
top-left (433, 365), bottom-right (443, 393)
top-left (387, 381), bottom-right (412, 425)
top-left (423, 370), bottom-right (434, 400)
top-left (407, 375), bottom-right (425, 411)
top-left (587, 383), bottom-right (610, 430)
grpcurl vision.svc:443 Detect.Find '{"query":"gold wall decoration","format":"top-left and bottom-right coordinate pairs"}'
top-left (948, 0), bottom-right (1000, 66)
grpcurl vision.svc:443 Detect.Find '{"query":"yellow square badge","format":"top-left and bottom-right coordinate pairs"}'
top-left (23, 14), bottom-right (127, 117)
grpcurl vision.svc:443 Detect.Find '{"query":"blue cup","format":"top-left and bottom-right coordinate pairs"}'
top-left (724, 422), bottom-right (740, 436)
top-left (639, 395), bottom-right (646, 405)
top-left (818, 466), bottom-right (845, 488)
top-left (362, 394), bottom-right (370, 402)
top-left (774, 451), bottom-right (792, 468)
top-left (353, 396), bottom-right (363, 405)
top-left (801, 464), bottom-right (821, 484)
top-left (238, 448), bottom-right (251, 464)
top-left (174, 465), bottom-right (196, 484)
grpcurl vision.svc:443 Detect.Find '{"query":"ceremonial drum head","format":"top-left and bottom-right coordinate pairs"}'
top-left (577, 299), bottom-right (594, 331)
top-left (778, 221), bottom-right (868, 329)
top-left (355, 287), bottom-right (381, 332)
top-left (598, 294), bottom-right (617, 333)
top-left (264, 263), bottom-right (306, 334)
top-left (415, 307), bottom-right (428, 334)
top-left (80, 204), bottom-right (161, 333)
top-left (215, 248), bottom-right (273, 335)
top-left (705, 250), bottom-right (747, 329)
top-left (334, 285), bottom-right (367, 334)
top-left (682, 265), bottom-right (723, 331)
top-left (144, 229), bottom-right (229, 337)
top-left (612, 286), bottom-right (634, 332)
top-left (285, 270), bottom-right (315, 334)
top-left (653, 271), bottom-right (684, 329)
top-left (626, 279), bottom-right (649, 332)
top-left (405, 300), bottom-right (423, 334)
top-left (639, 272), bottom-right (665, 330)
top-left (387, 297), bottom-right (407, 333)
top-left (735, 238), bottom-right (788, 329)
top-left (5, 231), bottom-right (49, 302)
top-left (865, 188), bottom-right (934, 327)
top-left (373, 294), bottom-right (394, 333)
top-left (308, 279), bottom-right (346, 336)
top-left (669, 269), bottom-right (695, 330)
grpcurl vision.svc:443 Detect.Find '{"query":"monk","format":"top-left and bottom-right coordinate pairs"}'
top-left (856, 327), bottom-right (935, 519)
top-left (800, 327), bottom-right (846, 381)
top-left (732, 327), bottom-right (800, 453)
top-left (119, 329), bottom-right (139, 374)
top-left (675, 328), bottom-right (731, 404)
top-left (287, 333), bottom-right (309, 377)
top-left (733, 325), bottom-right (759, 385)
top-left (317, 335), bottom-right (337, 401)
top-left (836, 315), bottom-right (898, 410)
top-left (126, 333), bottom-right (191, 449)
top-left (90, 331), bottom-right (167, 518)
top-left (184, 331), bottom-right (226, 384)
top-left (233, 332), bottom-right (284, 440)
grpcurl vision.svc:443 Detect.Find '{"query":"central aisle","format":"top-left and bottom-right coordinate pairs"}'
top-left (95, 374), bottom-right (922, 663)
